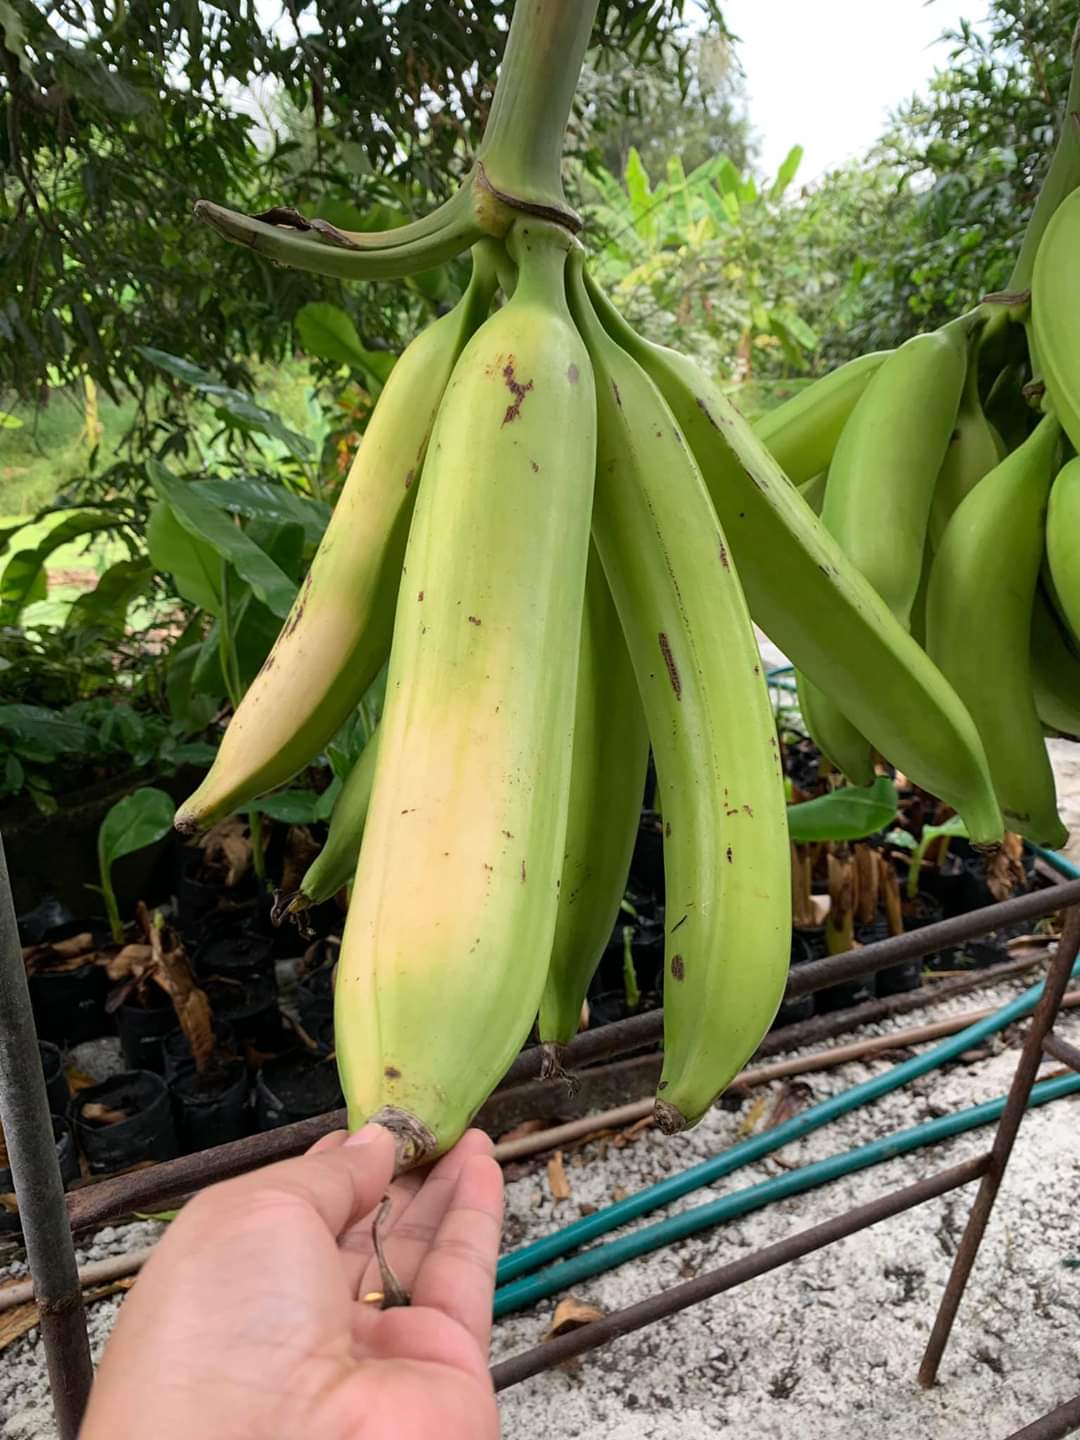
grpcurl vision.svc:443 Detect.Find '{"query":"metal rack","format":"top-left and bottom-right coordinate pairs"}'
top-left (2, 834), bottom-right (1079, 1439)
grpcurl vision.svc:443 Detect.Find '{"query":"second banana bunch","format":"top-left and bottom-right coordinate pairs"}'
top-left (177, 210), bottom-right (1031, 1165)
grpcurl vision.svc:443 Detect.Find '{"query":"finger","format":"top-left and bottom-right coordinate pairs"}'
top-left (307, 1129), bottom-right (348, 1155)
top-left (348, 1129), bottom-right (494, 1298)
top-left (410, 1153), bottom-right (503, 1351)
top-left (184, 1123), bottom-right (396, 1245)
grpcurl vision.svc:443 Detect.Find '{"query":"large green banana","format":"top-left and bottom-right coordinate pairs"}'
top-left (334, 221), bottom-right (595, 1162)
top-left (797, 472), bottom-right (828, 515)
top-left (1046, 456), bottom-right (1080, 642)
top-left (569, 256), bottom-right (790, 1134)
top-left (821, 325), bottom-right (969, 626)
top-left (1031, 589), bottom-right (1080, 740)
top-left (1032, 185), bottom-right (1080, 452)
top-left (926, 415), bottom-right (1066, 844)
top-left (287, 727), bottom-right (381, 917)
top-left (584, 277), bottom-right (1002, 844)
top-left (796, 673), bottom-right (875, 785)
top-left (753, 350), bottom-right (891, 485)
top-left (537, 550), bottom-right (649, 1055)
top-left (929, 355), bottom-right (1005, 549)
top-left (176, 249), bottom-right (498, 831)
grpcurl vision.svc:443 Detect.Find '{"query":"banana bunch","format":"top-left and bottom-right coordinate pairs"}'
top-left (179, 0), bottom-right (1080, 1163)
top-left (743, 73), bottom-right (1080, 850)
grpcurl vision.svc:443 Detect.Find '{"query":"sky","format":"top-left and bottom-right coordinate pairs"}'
top-left (721, 0), bottom-right (986, 183)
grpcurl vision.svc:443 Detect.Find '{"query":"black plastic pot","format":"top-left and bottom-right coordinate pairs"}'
top-left (203, 975), bottom-right (284, 1053)
top-left (877, 891), bottom-right (947, 994)
top-left (71, 1071), bottom-right (178, 1174)
top-left (296, 962), bottom-right (336, 1031)
top-left (772, 933), bottom-right (815, 1028)
top-left (170, 1060), bottom-right (250, 1153)
top-left (254, 1052), bottom-right (343, 1130)
top-left (28, 958), bottom-right (111, 1046)
top-left (115, 987), bottom-right (179, 1073)
top-left (797, 923), bottom-right (877, 1014)
top-left (161, 1020), bottom-right (238, 1083)
top-left (195, 925), bottom-right (276, 981)
top-left (39, 1041), bottom-right (69, 1117)
top-left (0, 1116), bottom-right (79, 1235)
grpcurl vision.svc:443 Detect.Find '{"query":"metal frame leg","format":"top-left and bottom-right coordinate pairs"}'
top-left (0, 835), bottom-right (93, 1438)
top-left (918, 905), bottom-right (1080, 1387)
top-left (1003, 1394), bottom-right (1080, 1440)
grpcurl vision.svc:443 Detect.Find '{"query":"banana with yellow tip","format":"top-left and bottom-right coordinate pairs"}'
top-left (176, 247), bottom-right (499, 831)
top-left (334, 220), bottom-right (596, 1163)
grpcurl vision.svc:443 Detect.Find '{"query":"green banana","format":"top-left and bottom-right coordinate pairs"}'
top-left (1046, 456), bottom-right (1080, 644)
top-left (569, 256), bottom-right (790, 1134)
top-left (537, 549), bottom-right (649, 1056)
top-left (176, 248), bottom-right (498, 831)
top-left (584, 276), bottom-right (1002, 844)
top-left (929, 354), bottom-right (1005, 548)
top-left (796, 673), bottom-right (875, 786)
top-left (925, 414), bottom-right (1066, 844)
top-left (753, 351), bottom-right (891, 485)
top-left (287, 726), bottom-right (381, 916)
top-left (334, 221), bottom-right (596, 1163)
top-left (1031, 588), bottom-right (1080, 740)
top-left (1032, 184), bottom-right (1080, 452)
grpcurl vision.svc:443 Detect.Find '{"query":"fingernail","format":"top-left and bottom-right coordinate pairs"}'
top-left (346, 1123), bottom-right (384, 1147)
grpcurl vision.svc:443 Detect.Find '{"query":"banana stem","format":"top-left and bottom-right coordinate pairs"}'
top-left (476, 0), bottom-right (601, 218)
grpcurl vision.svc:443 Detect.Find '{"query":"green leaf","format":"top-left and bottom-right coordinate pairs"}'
top-left (246, 788), bottom-right (328, 823)
top-left (0, 512), bottom-right (123, 625)
top-left (165, 641), bottom-right (221, 731)
top-left (147, 501), bottom-right (223, 614)
top-left (0, 704), bottom-right (91, 756)
top-left (0, 412), bottom-right (23, 429)
top-left (65, 558), bottom-right (155, 637)
top-left (147, 462), bottom-right (297, 619)
top-left (787, 777), bottom-right (899, 843)
top-left (770, 145), bottom-right (804, 201)
top-left (97, 788), bottom-right (176, 873)
top-left (170, 740), bottom-right (218, 766)
top-left (196, 479), bottom-right (330, 546)
top-left (295, 302), bottom-right (397, 389)
top-left (624, 146), bottom-right (652, 211)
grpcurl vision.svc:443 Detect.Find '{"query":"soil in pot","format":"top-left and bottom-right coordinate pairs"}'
top-left (195, 926), bottom-right (276, 982)
top-left (255, 1052), bottom-right (344, 1130)
top-left (170, 1060), bottom-right (250, 1153)
top-left (39, 1041), bottom-right (69, 1116)
top-left (162, 1020), bottom-right (238, 1083)
top-left (0, 1117), bottom-right (79, 1235)
top-left (203, 975), bottom-right (284, 1054)
top-left (772, 933), bottom-right (815, 1029)
top-left (72, 1070), bottom-right (178, 1174)
top-left (114, 985), bottom-right (180, 1073)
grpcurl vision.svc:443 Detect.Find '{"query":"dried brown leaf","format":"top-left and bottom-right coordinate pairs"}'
top-left (547, 1150), bottom-right (571, 1203)
top-left (498, 1119), bottom-right (549, 1145)
top-left (199, 818), bottom-right (253, 888)
top-left (281, 825), bottom-right (321, 897)
top-left (80, 1103), bottom-right (129, 1126)
top-left (545, 1297), bottom-right (605, 1340)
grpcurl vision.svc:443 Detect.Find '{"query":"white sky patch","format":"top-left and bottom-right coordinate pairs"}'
top-left (722, 0), bottom-right (986, 182)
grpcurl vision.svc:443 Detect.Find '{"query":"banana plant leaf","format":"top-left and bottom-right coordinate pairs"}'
top-left (787, 776), bottom-right (899, 843)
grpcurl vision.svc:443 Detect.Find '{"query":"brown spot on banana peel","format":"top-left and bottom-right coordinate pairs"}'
top-left (671, 913), bottom-right (687, 934)
top-left (670, 954), bottom-right (685, 980)
top-left (468, 615), bottom-right (482, 625)
top-left (501, 361), bottom-right (533, 424)
top-left (418, 590), bottom-right (424, 601)
top-left (718, 540), bottom-right (729, 569)
top-left (567, 363), bottom-right (580, 385)
top-left (726, 847), bottom-right (733, 863)
top-left (612, 380), bottom-right (622, 408)
top-left (658, 632), bottom-right (681, 698)
top-left (530, 460), bottom-right (540, 473)
top-left (404, 468), bottom-right (415, 489)
top-left (384, 1066), bottom-right (401, 1079)
top-left (665, 821), bottom-right (671, 837)
top-left (521, 860), bottom-right (527, 883)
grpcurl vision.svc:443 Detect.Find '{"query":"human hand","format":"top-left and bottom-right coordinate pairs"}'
top-left (79, 1125), bottom-right (503, 1440)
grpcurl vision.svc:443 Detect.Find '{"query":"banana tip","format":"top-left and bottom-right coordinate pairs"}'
top-left (368, 1106), bottom-right (439, 1174)
top-left (173, 809), bottom-right (201, 836)
top-left (653, 1098), bottom-right (689, 1135)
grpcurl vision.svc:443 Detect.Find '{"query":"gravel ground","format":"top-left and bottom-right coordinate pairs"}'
top-left (2, 964), bottom-right (1079, 1439)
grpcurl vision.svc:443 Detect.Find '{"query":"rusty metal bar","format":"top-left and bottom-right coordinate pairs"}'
top-left (0, 836), bottom-right (93, 1439)
top-left (918, 906), bottom-right (1080, 1388)
top-left (1003, 1394), bottom-right (1080, 1440)
top-left (66, 939), bottom-right (1063, 1232)
top-left (1042, 1031), bottom-right (1080, 1073)
top-left (490, 1153), bottom-right (989, 1391)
